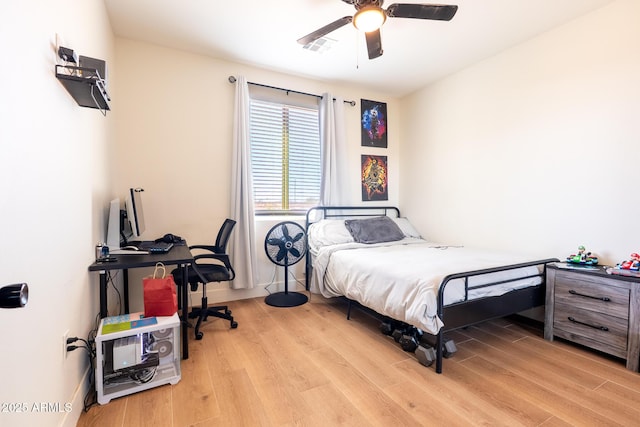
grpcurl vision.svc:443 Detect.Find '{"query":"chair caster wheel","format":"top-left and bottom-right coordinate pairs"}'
top-left (195, 331), bottom-right (204, 340)
top-left (230, 321), bottom-right (238, 329)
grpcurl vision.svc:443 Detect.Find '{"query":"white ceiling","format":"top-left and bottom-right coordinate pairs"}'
top-left (104, 0), bottom-right (614, 97)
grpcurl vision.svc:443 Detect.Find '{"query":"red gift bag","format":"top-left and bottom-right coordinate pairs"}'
top-left (143, 262), bottom-right (178, 317)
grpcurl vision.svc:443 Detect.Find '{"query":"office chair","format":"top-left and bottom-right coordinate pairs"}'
top-left (172, 218), bottom-right (238, 340)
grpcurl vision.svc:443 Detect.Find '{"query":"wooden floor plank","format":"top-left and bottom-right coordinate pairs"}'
top-left (207, 368), bottom-right (273, 427)
top-left (232, 335), bottom-right (313, 425)
top-left (122, 384), bottom-right (172, 426)
top-left (438, 356), bottom-right (552, 426)
top-left (463, 354), bottom-right (626, 426)
top-left (296, 298), bottom-right (412, 389)
top-left (75, 395), bottom-right (126, 427)
top-left (392, 358), bottom-right (527, 427)
top-left (299, 383), bottom-right (372, 427)
top-left (170, 335), bottom-right (220, 426)
top-left (464, 325), bottom-right (609, 390)
top-left (306, 346), bottom-right (418, 427)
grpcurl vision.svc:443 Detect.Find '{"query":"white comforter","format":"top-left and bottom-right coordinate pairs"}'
top-left (309, 238), bottom-right (541, 335)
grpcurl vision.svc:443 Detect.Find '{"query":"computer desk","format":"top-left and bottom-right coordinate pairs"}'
top-left (88, 243), bottom-right (193, 359)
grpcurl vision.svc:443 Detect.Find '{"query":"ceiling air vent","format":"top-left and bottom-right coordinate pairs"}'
top-left (302, 37), bottom-right (337, 54)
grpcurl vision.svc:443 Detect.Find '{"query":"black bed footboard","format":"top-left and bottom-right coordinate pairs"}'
top-left (434, 258), bottom-right (559, 373)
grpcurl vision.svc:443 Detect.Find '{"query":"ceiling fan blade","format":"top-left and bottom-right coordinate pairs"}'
top-left (365, 29), bottom-right (383, 60)
top-left (297, 16), bottom-right (353, 45)
top-left (386, 4), bottom-right (458, 21)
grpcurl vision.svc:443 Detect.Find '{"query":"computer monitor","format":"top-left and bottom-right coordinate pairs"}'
top-left (105, 188), bottom-right (145, 249)
top-left (106, 197), bottom-right (134, 248)
top-left (106, 198), bottom-right (123, 249)
top-left (125, 188), bottom-right (146, 240)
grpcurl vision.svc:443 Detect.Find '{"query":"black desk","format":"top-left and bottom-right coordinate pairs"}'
top-left (88, 244), bottom-right (193, 359)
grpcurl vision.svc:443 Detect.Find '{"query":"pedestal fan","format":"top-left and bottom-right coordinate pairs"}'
top-left (264, 221), bottom-right (308, 307)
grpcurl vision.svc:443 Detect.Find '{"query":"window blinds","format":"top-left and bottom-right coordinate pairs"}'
top-left (249, 99), bottom-right (321, 213)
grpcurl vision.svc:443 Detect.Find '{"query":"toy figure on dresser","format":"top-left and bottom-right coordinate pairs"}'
top-left (566, 245), bottom-right (599, 265)
top-left (616, 253), bottom-right (640, 271)
top-left (607, 253), bottom-right (640, 277)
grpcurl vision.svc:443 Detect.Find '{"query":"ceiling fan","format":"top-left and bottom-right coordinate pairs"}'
top-left (297, 1), bottom-right (458, 60)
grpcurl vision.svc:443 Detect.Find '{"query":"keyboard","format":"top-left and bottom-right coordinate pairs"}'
top-left (137, 241), bottom-right (174, 253)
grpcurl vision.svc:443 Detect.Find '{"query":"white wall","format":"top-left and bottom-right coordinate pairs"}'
top-left (0, 1), bottom-right (114, 426)
top-left (112, 38), bottom-right (401, 307)
top-left (399, 0), bottom-right (640, 266)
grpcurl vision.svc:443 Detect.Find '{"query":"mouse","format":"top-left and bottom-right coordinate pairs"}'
top-left (156, 233), bottom-right (182, 244)
top-left (122, 245), bottom-right (139, 251)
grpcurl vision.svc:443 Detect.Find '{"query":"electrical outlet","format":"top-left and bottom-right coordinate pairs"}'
top-left (63, 329), bottom-right (69, 359)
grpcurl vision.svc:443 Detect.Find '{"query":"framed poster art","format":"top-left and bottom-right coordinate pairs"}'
top-left (361, 154), bottom-right (388, 201)
top-left (361, 99), bottom-right (387, 148)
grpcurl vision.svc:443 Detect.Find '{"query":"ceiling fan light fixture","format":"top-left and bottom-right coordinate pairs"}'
top-left (353, 6), bottom-right (386, 32)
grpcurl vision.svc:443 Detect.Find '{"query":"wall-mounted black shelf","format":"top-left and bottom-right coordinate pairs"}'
top-left (56, 65), bottom-right (110, 115)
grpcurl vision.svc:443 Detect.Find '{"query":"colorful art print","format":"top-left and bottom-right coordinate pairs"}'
top-left (361, 155), bottom-right (388, 201)
top-left (361, 99), bottom-right (387, 148)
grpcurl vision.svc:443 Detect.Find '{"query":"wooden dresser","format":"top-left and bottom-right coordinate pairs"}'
top-left (544, 263), bottom-right (640, 371)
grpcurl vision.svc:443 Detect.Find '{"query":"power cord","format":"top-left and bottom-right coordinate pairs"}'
top-left (288, 269), bottom-right (312, 301)
top-left (66, 336), bottom-right (97, 412)
top-left (264, 265), bottom-right (311, 300)
top-left (264, 265), bottom-right (278, 295)
top-left (105, 271), bottom-right (122, 316)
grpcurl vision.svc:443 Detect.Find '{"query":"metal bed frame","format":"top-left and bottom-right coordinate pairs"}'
top-left (305, 205), bottom-right (558, 373)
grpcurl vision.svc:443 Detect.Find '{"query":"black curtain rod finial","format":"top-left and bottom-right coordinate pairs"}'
top-left (228, 75), bottom-right (237, 83)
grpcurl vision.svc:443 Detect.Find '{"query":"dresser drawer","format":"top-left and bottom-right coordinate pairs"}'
top-left (554, 301), bottom-right (629, 353)
top-left (554, 276), bottom-right (630, 319)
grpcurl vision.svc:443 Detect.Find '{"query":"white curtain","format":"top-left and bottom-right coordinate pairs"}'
top-left (319, 93), bottom-right (347, 205)
top-left (230, 76), bottom-right (257, 289)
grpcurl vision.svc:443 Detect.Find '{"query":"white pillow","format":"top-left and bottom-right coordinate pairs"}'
top-left (392, 217), bottom-right (422, 238)
top-left (308, 219), bottom-right (354, 248)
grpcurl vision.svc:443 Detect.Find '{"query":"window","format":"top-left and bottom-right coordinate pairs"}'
top-left (249, 98), bottom-right (321, 214)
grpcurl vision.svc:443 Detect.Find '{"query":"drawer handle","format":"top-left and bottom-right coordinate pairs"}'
top-left (568, 289), bottom-right (611, 302)
top-left (568, 316), bottom-right (609, 332)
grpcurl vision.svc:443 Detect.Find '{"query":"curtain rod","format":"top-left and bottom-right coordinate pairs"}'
top-left (228, 75), bottom-right (356, 106)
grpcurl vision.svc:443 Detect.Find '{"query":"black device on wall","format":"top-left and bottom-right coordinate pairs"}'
top-left (0, 283), bottom-right (29, 308)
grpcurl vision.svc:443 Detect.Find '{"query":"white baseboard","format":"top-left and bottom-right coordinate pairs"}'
top-left (60, 365), bottom-right (91, 427)
top-left (187, 278), bottom-right (308, 306)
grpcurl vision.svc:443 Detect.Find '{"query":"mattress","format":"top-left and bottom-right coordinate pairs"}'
top-left (308, 231), bottom-right (542, 335)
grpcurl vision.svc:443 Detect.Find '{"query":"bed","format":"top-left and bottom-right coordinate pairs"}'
top-left (304, 206), bottom-right (558, 373)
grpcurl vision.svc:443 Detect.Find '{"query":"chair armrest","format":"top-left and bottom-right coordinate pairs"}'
top-left (189, 244), bottom-right (223, 254)
top-left (192, 253), bottom-right (236, 281)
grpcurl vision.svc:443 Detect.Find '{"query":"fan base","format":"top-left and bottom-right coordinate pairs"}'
top-left (265, 291), bottom-right (308, 307)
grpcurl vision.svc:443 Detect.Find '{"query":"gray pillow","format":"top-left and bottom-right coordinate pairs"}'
top-left (344, 216), bottom-right (405, 244)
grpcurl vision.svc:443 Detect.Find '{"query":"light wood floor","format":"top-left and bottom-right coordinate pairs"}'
top-left (77, 295), bottom-right (640, 427)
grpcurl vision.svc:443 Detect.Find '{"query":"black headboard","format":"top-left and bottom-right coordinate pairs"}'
top-left (305, 205), bottom-right (400, 229)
